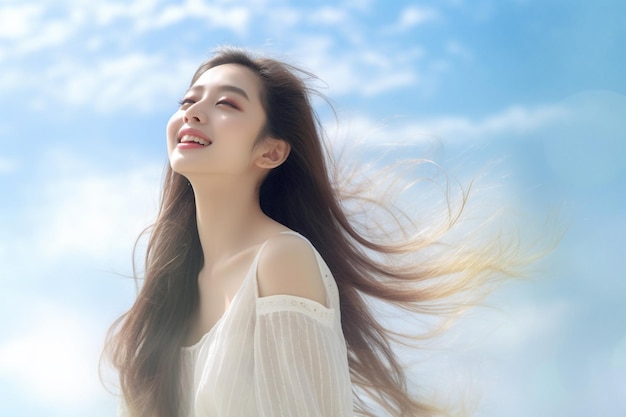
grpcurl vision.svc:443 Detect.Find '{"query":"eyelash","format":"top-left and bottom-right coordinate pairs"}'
top-left (216, 99), bottom-right (239, 109)
top-left (177, 98), bottom-right (239, 110)
top-left (178, 98), bottom-right (195, 107)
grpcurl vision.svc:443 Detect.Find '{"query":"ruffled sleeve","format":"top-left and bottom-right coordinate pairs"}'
top-left (254, 294), bottom-right (354, 417)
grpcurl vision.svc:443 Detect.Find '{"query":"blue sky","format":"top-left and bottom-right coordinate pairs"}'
top-left (1, 1), bottom-right (625, 416)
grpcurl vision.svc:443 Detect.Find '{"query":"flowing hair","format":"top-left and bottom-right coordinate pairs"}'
top-left (104, 47), bottom-right (525, 417)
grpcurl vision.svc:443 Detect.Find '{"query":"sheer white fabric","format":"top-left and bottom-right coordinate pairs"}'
top-left (175, 231), bottom-right (354, 417)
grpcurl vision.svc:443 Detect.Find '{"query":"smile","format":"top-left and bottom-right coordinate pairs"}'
top-left (179, 135), bottom-right (211, 146)
top-left (177, 127), bottom-right (213, 147)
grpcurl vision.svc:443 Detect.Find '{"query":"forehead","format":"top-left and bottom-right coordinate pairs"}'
top-left (192, 63), bottom-right (262, 98)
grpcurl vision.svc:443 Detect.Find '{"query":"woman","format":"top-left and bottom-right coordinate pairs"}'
top-left (106, 48), bottom-right (520, 417)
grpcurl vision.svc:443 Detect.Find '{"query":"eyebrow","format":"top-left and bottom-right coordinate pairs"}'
top-left (218, 85), bottom-right (249, 101)
top-left (187, 84), bottom-right (250, 101)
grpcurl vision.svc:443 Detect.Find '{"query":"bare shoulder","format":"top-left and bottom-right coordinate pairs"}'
top-left (257, 233), bottom-right (327, 306)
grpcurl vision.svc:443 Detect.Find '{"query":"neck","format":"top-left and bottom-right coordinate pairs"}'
top-left (190, 178), bottom-right (266, 266)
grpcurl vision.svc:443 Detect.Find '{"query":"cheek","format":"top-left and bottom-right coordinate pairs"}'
top-left (166, 114), bottom-right (182, 150)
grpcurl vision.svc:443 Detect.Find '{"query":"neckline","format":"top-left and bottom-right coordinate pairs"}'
top-left (181, 230), bottom-right (301, 351)
top-left (181, 315), bottom-right (224, 352)
top-left (181, 247), bottom-right (261, 352)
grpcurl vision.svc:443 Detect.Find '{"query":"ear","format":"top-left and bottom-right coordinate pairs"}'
top-left (255, 138), bottom-right (290, 169)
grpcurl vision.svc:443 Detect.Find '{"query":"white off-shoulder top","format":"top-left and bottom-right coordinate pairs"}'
top-left (176, 231), bottom-right (354, 417)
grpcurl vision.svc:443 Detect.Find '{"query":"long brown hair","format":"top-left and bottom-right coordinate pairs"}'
top-left (104, 47), bottom-right (523, 417)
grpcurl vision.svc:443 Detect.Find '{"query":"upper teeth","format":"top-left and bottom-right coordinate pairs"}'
top-left (180, 135), bottom-right (210, 146)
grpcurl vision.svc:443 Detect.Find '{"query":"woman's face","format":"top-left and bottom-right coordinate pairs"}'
top-left (166, 63), bottom-right (268, 182)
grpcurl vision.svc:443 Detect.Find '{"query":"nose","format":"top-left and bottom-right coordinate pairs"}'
top-left (183, 102), bottom-right (206, 124)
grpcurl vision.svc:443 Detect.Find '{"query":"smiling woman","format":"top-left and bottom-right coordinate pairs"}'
top-left (103, 47), bottom-right (524, 417)
top-left (166, 63), bottom-right (275, 182)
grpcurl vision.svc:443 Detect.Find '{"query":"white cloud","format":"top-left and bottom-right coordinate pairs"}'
top-left (36, 32), bottom-right (423, 112)
top-left (134, 1), bottom-right (252, 35)
top-left (334, 88), bottom-right (623, 192)
top-left (0, 2), bottom-right (85, 57)
top-left (0, 1), bottom-right (433, 112)
top-left (0, 4), bottom-right (44, 40)
top-left (0, 1), bottom-right (257, 112)
top-left (364, 70), bottom-right (417, 95)
top-left (0, 0), bottom-right (252, 61)
top-left (324, 103), bottom-right (567, 148)
top-left (396, 5), bottom-right (439, 30)
top-left (417, 104), bottom-right (568, 140)
top-left (0, 50), bottom-right (196, 112)
top-left (90, 0), bottom-right (159, 27)
top-left (309, 6), bottom-right (348, 25)
top-left (0, 301), bottom-right (106, 409)
top-left (137, 3), bottom-right (187, 30)
top-left (21, 153), bottom-right (162, 263)
top-left (40, 53), bottom-right (197, 112)
top-left (289, 35), bottom-right (421, 97)
top-left (17, 18), bottom-right (76, 54)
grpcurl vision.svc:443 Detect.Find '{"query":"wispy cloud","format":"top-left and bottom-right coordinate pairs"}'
top-left (288, 35), bottom-right (422, 97)
top-left (308, 6), bottom-right (348, 25)
top-left (395, 5), bottom-right (439, 31)
top-left (0, 0), bottom-right (254, 111)
top-left (133, 2), bottom-right (252, 35)
top-left (0, 3), bottom-right (81, 57)
top-left (325, 103), bottom-right (568, 147)
top-left (41, 53), bottom-right (198, 113)
top-left (417, 104), bottom-right (568, 140)
top-left (0, 0), bottom-right (437, 112)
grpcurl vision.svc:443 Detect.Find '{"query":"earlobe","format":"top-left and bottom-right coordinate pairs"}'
top-left (256, 139), bottom-right (290, 169)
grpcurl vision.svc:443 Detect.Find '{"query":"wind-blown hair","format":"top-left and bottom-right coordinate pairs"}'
top-left (104, 48), bottom-right (523, 417)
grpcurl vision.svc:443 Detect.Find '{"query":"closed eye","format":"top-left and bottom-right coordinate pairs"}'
top-left (216, 99), bottom-right (240, 110)
top-left (177, 98), bottom-right (195, 108)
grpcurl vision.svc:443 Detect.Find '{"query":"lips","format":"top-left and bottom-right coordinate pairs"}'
top-left (177, 128), bottom-right (212, 146)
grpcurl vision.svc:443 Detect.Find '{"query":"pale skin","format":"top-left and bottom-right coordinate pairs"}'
top-left (166, 63), bottom-right (327, 346)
